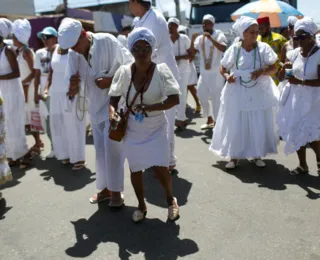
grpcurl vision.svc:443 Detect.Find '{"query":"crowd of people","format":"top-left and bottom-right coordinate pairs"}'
top-left (0, 0), bottom-right (320, 223)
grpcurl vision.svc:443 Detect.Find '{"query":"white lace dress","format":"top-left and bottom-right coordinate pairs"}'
top-left (109, 63), bottom-right (180, 172)
top-left (209, 42), bottom-right (279, 159)
top-left (277, 48), bottom-right (320, 154)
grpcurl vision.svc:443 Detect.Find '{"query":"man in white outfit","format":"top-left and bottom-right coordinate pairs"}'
top-left (58, 18), bottom-right (133, 206)
top-left (190, 14), bottom-right (227, 130)
top-left (168, 17), bottom-right (191, 129)
top-left (129, 0), bottom-right (181, 174)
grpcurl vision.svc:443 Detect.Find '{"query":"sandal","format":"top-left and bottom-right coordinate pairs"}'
top-left (290, 166), bottom-right (309, 176)
top-left (132, 209), bottom-right (147, 223)
top-left (9, 160), bottom-right (19, 167)
top-left (72, 162), bottom-right (87, 171)
top-left (20, 158), bottom-right (32, 170)
top-left (168, 197), bottom-right (180, 221)
top-left (108, 197), bottom-right (124, 208)
top-left (89, 190), bottom-right (111, 204)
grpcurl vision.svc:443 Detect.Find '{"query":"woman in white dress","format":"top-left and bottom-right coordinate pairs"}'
top-left (0, 19), bottom-right (30, 169)
top-left (43, 45), bottom-right (86, 170)
top-left (13, 19), bottom-right (43, 155)
top-left (209, 16), bottom-right (279, 169)
top-left (109, 28), bottom-right (180, 223)
top-left (277, 17), bottom-right (320, 175)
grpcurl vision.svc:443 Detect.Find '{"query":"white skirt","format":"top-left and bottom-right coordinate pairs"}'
top-left (0, 78), bottom-right (28, 160)
top-left (209, 103), bottom-right (278, 159)
top-left (24, 81), bottom-right (36, 125)
top-left (123, 112), bottom-right (169, 172)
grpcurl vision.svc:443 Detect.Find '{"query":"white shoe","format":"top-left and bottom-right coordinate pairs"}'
top-left (46, 151), bottom-right (55, 159)
top-left (255, 159), bottom-right (266, 168)
top-left (200, 123), bottom-right (215, 130)
top-left (225, 161), bottom-right (236, 169)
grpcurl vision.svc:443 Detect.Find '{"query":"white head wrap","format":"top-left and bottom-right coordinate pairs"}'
top-left (0, 18), bottom-right (13, 39)
top-left (13, 19), bottom-right (31, 45)
top-left (294, 17), bottom-right (318, 35)
top-left (168, 17), bottom-right (180, 26)
top-left (58, 18), bottom-right (82, 49)
top-left (178, 25), bottom-right (187, 34)
top-left (232, 18), bottom-right (241, 37)
top-left (287, 16), bottom-right (298, 26)
top-left (127, 27), bottom-right (156, 52)
top-left (203, 14), bottom-right (215, 24)
top-left (238, 16), bottom-right (258, 39)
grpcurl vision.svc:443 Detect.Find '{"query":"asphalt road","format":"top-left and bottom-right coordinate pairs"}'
top-left (1, 102), bottom-right (320, 260)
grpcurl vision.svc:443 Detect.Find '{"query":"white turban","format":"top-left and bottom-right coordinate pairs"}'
top-left (127, 27), bottom-right (156, 52)
top-left (287, 16), bottom-right (298, 26)
top-left (238, 16), bottom-right (258, 39)
top-left (0, 18), bottom-right (13, 39)
top-left (294, 17), bottom-right (318, 35)
top-left (13, 19), bottom-right (31, 45)
top-left (58, 18), bottom-right (82, 49)
top-left (168, 17), bottom-right (180, 26)
top-left (203, 14), bottom-right (215, 24)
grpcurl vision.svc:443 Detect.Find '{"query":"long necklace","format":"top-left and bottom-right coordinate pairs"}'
top-left (202, 34), bottom-right (214, 70)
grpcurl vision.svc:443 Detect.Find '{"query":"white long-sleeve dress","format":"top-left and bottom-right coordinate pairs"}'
top-left (277, 47), bottom-right (320, 154)
top-left (209, 42), bottom-right (279, 159)
top-left (109, 63), bottom-right (180, 172)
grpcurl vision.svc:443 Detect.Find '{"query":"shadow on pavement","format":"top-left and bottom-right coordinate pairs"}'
top-left (65, 204), bottom-right (199, 259)
top-left (35, 157), bottom-right (95, 192)
top-left (0, 166), bottom-right (27, 190)
top-left (213, 159), bottom-right (320, 199)
top-left (0, 198), bottom-right (12, 220)
top-left (143, 169), bottom-right (192, 208)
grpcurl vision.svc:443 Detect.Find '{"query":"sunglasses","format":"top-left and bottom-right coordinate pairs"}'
top-left (41, 34), bottom-right (55, 41)
top-left (132, 45), bottom-right (152, 53)
top-left (293, 33), bottom-right (309, 41)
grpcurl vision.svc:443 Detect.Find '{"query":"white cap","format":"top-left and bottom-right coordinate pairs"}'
top-left (294, 17), bottom-right (318, 36)
top-left (58, 18), bottom-right (82, 49)
top-left (168, 17), bottom-right (180, 26)
top-left (203, 14), bottom-right (215, 24)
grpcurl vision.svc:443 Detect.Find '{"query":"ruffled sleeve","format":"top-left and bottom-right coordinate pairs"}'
top-left (220, 44), bottom-right (237, 70)
top-left (158, 63), bottom-right (181, 96)
top-left (109, 65), bottom-right (128, 97)
top-left (261, 43), bottom-right (278, 66)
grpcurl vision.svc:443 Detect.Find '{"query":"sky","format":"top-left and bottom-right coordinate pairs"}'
top-left (33, 0), bottom-right (320, 23)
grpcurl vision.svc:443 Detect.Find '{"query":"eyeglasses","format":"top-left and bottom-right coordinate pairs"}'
top-left (132, 45), bottom-right (152, 53)
top-left (293, 33), bottom-right (309, 41)
top-left (41, 34), bottom-right (55, 41)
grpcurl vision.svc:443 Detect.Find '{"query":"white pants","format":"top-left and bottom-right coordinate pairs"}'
top-left (165, 108), bottom-right (177, 166)
top-left (197, 72), bottom-right (225, 120)
top-left (91, 120), bottom-right (125, 192)
top-left (176, 72), bottom-right (189, 121)
top-left (50, 94), bottom-right (86, 163)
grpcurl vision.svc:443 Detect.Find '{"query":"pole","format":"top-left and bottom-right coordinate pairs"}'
top-left (63, 0), bottom-right (68, 17)
top-left (174, 0), bottom-right (181, 20)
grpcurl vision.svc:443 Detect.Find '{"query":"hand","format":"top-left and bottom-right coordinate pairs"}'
top-left (251, 69), bottom-right (262, 80)
top-left (203, 32), bottom-right (213, 40)
top-left (283, 62), bottom-right (293, 69)
top-left (95, 77), bottom-right (112, 89)
top-left (133, 104), bottom-right (151, 113)
top-left (226, 74), bottom-right (236, 84)
top-left (192, 32), bottom-right (199, 40)
top-left (109, 105), bottom-right (116, 121)
top-left (288, 76), bottom-right (302, 85)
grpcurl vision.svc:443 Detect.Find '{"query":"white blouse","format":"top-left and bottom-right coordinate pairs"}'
top-left (109, 63), bottom-right (180, 117)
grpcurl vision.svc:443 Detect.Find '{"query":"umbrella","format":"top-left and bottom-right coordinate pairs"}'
top-left (231, 0), bottom-right (303, 28)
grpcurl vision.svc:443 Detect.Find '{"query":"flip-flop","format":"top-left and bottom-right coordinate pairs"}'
top-left (62, 159), bottom-right (70, 165)
top-left (72, 162), bottom-right (87, 171)
top-left (89, 193), bottom-right (111, 204)
top-left (132, 209), bottom-right (147, 223)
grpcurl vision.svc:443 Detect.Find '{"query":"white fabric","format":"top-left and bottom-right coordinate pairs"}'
top-left (168, 17), bottom-right (180, 26)
top-left (58, 18), bottom-right (82, 49)
top-left (91, 120), bottom-right (125, 191)
top-left (194, 30), bottom-right (227, 75)
top-left (188, 61), bottom-right (198, 85)
top-left (34, 48), bottom-right (52, 93)
top-left (277, 48), bottom-right (320, 154)
top-left (49, 46), bottom-right (86, 163)
top-left (132, 17), bottom-right (140, 27)
top-left (294, 17), bottom-right (318, 35)
top-left (172, 34), bottom-right (191, 73)
top-left (238, 16), bottom-right (258, 39)
top-left (109, 63), bottom-right (179, 172)
top-left (232, 19), bottom-right (240, 36)
top-left (0, 47), bottom-right (28, 160)
top-left (13, 19), bottom-right (31, 45)
top-left (66, 32), bottom-right (133, 125)
top-left (287, 16), bottom-right (298, 26)
top-left (0, 18), bottom-right (12, 39)
top-left (176, 72), bottom-right (189, 121)
top-left (117, 34), bottom-right (128, 49)
top-left (203, 14), bottom-right (215, 24)
top-left (17, 48), bottom-right (35, 125)
top-left (135, 8), bottom-right (181, 166)
top-left (209, 42), bottom-right (279, 159)
top-left (127, 27), bottom-right (156, 51)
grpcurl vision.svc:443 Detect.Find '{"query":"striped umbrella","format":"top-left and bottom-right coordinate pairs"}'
top-left (231, 0), bottom-right (303, 28)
